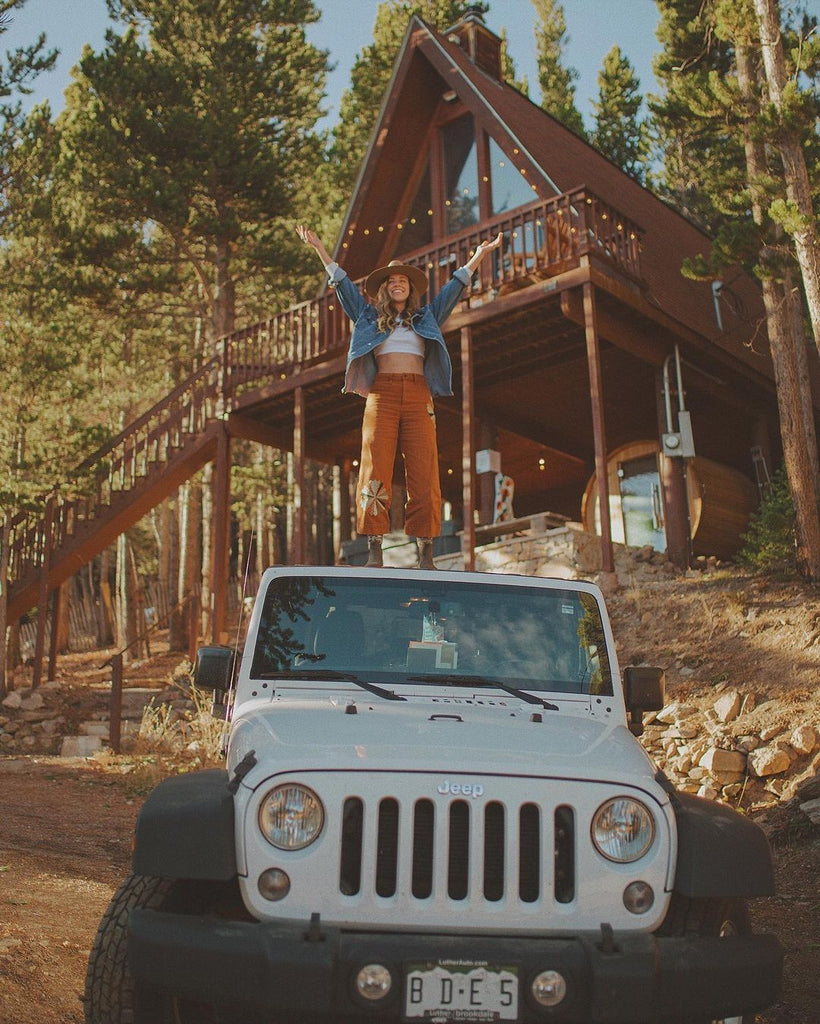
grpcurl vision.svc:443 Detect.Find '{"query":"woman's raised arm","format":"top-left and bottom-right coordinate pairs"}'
top-left (464, 231), bottom-right (503, 275)
top-left (296, 225), bottom-right (334, 269)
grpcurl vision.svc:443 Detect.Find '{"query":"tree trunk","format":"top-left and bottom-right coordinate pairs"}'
top-left (736, 41), bottom-right (820, 580)
top-left (753, 0), bottom-right (820, 350)
top-left (98, 548), bottom-right (115, 647)
top-left (213, 237), bottom-right (236, 340)
top-left (114, 533), bottom-right (135, 662)
top-left (185, 478), bottom-right (202, 650)
top-left (200, 461), bottom-right (214, 641)
top-left (155, 503), bottom-right (171, 628)
top-left (0, 518), bottom-right (10, 698)
top-left (173, 481), bottom-right (191, 650)
top-left (55, 579), bottom-right (71, 654)
top-left (764, 285), bottom-right (820, 578)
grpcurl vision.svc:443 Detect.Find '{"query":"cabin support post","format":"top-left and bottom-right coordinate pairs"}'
top-left (211, 424), bottom-right (231, 644)
top-left (31, 493), bottom-right (56, 689)
top-left (655, 368), bottom-right (690, 568)
top-left (460, 326), bottom-right (476, 571)
top-left (292, 387), bottom-right (306, 564)
top-left (333, 458), bottom-right (353, 563)
top-left (582, 282), bottom-right (615, 574)
top-left (46, 584), bottom-right (61, 683)
top-left (478, 420), bottom-right (497, 526)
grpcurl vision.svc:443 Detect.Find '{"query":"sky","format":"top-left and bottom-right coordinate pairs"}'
top-left (4, 0), bottom-right (819, 131)
top-left (4, 0), bottom-right (668, 131)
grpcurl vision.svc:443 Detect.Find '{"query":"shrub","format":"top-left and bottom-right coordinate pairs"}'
top-left (737, 467), bottom-right (796, 573)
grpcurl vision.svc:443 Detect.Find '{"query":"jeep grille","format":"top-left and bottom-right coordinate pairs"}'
top-left (339, 796), bottom-right (575, 905)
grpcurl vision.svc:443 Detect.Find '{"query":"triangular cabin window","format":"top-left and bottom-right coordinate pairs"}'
top-left (442, 113), bottom-right (479, 233)
top-left (488, 136), bottom-right (541, 214)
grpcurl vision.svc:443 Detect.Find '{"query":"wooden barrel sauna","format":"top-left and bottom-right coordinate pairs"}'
top-left (581, 440), bottom-right (759, 559)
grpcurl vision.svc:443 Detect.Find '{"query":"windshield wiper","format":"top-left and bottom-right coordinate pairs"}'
top-left (256, 670), bottom-right (406, 702)
top-left (407, 674), bottom-right (558, 710)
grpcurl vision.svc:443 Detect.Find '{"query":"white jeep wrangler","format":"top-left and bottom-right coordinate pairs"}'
top-left (85, 566), bottom-right (782, 1024)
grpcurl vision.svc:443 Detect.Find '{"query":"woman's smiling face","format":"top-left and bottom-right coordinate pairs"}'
top-left (387, 273), bottom-right (410, 307)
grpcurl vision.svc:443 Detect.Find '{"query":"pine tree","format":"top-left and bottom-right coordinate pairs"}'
top-left (499, 26), bottom-right (528, 95)
top-left (648, 0), bottom-right (739, 228)
top-left (531, 0), bottom-right (585, 137)
top-left (752, 0), bottom-right (820, 350)
top-left (651, 0), bottom-right (820, 580)
top-left (328, 1), bottom-right (486, 199)
top-left (590, 45), bottom-right (649, 183)
top-left (0, 0), bottom-right (56, 225)
top-left (57, 0), bottom-right (329, 344)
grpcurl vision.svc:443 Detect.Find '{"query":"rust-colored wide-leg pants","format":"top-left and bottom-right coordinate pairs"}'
top-left (356, 372), bottom-right (441, 538)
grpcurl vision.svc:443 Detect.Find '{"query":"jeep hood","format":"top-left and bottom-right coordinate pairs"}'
top-left (228, 699), bottom-right (656, 788)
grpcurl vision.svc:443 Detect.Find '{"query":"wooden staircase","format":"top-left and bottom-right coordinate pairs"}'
top-left (3, 188), bottom-right (641, 629)
top-left (6, 358), bottom-right (227, 623)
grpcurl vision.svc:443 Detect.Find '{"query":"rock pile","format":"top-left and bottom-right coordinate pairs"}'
top-left (640, 684), bottom-right (820, 820)
top-left (1, 681), bottom-right (154, 755)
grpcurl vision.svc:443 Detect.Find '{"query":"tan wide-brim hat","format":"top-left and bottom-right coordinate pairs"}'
top-left (364, 259), bottom-right (428, 300)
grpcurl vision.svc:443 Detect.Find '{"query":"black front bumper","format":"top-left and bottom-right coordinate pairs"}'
top-left (129, 909), bottom-right (782, 1022)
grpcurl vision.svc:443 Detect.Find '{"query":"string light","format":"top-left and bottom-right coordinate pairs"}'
top-left (328, 180), bottom-right (639, 248)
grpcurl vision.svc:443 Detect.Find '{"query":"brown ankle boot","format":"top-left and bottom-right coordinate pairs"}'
top-left (416, 537), bottom-right (436, 570)
top-left (365, 535), bottom-right (383, 567)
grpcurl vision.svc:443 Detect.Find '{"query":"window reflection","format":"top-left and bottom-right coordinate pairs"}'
top-left (442, 115), bottom-right (479, 233)
top-left (250, 576), bottom-right (613, 696)
top-left (489, 137), bottom-right (540, 214)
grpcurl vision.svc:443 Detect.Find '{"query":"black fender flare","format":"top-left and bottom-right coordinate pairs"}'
top-left (671, 790), bottom-right (775, 898)
top-left (132, 769), bottom-right (236, 880)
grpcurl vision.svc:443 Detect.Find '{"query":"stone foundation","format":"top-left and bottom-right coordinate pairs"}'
top-left (435, 523), bottom-right (603, 579)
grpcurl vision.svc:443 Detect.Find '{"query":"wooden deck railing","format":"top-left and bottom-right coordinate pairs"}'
top-left (3, 186), bottom-right (643, 598)
top-left (223, 187), bottom-right (642, 397)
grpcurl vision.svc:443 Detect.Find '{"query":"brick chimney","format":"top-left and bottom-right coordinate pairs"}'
top-left (445, 5), bottom-right (502, 81)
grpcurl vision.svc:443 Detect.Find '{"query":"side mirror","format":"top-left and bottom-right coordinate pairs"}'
top-left (623, 665), bottom-right (666, 737)
top-left (194, 645), bottom-right (237, 719)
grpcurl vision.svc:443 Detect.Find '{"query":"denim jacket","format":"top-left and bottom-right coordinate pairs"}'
top-left (327, 263), bottom-right (472, 397)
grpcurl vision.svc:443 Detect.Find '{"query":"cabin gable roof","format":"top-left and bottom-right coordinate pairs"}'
top-left (334, 15), bottom-right (774, 388)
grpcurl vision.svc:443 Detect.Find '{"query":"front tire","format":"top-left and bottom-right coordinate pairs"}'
top-left (657, 896), bottom-right (755, 1024)
top-left (84, 874), bottom-right (249, 1023)
top-left (84, 873), bottom-right (174, 1024)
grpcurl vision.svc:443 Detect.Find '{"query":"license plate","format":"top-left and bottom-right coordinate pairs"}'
top-left (404, 960), bottom-right (518, 1021)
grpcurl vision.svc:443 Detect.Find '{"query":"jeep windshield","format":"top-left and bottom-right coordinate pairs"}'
top-left (249, 575), bottom-right (613, 696)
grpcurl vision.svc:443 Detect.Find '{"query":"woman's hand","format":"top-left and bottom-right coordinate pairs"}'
top-left (296, 225), bottom-right (333, 268)
top-left (296, 224), bottom-right (321, 248)
top-left (474, 232), bottom-right (503, 256)
top-left (465, 231), bottom-right (504, 272)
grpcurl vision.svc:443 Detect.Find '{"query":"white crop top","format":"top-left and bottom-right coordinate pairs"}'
top-left (374, 323), bottom-right (425, 358)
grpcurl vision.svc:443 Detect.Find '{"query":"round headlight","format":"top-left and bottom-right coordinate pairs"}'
top-left (259, 784), bottom-right (324, 850)
top-left (591, 797), bottom-right (655, 862)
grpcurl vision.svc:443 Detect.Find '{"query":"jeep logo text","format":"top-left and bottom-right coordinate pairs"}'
top-left (437, 779), bottom-right (484, 798)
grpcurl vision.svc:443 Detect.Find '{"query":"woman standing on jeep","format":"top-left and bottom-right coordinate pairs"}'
top-left (297, 224), bottom-right (501, 569)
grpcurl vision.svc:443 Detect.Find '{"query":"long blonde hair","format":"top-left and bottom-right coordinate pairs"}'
top-left (375, 281), bottom-right (421, 334)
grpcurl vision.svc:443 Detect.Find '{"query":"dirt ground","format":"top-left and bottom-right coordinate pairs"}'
top-left (0, 567), bottom-right (818, 1024)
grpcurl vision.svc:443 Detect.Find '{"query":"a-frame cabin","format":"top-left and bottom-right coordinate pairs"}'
top-left (6, 10), bottom-right (816, 681)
